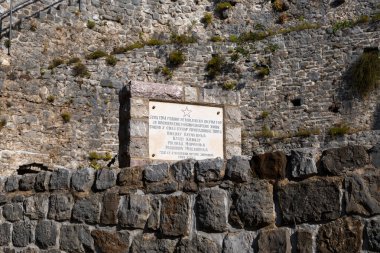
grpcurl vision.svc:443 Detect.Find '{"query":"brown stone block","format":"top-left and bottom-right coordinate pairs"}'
top-left (250, 151), bottom-right (287, 179)
top-left (160, 193), bottom-right (190, 237)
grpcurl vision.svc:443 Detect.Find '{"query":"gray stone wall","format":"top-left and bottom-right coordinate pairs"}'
top-left (0, 0), bottom-right (379, 175)
top-left (0, 143), bottom-right (379, 252)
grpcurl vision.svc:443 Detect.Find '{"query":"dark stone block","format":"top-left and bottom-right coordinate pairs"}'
top-left (145, 180), bottom-right (178, 194)
top-left (0, 223), bottom-right (11, 246)
top-left (144, 163), bottom-right (169, 182)
top-left (320, 145), bottom-right (369, 175)
top-left (5, 175), bottom-right (21, 192)
top-left (288, 148), bottom-right (318, 179)
top-left (160, 194), bottom-right (190, 236)
top-left (118, 194), bottom-right (151, 229)
top-left (277, 177), bottom-right (341, 225)
top-left (91, 230), bottom-right (129, 253)
top-left (369, 142), bottom-right (380, 168)
top-left (147, 198), bottom-right (160, 231)
top-left (257, 229), bottom-right (291, 253)
top-left (317, 217), bottom-right (363, 253)
top-left (71, 168), bottom-right (95, 192)
top-left (171, 159), bottom-right (197, 192)
top-left (229, 180), bottom-right (274, 230)
top-left (72, 195), bottom-right (100, 224)
top-left (196, 188), bottom-right (228, 232)
top-left (195, 158), bottom-right (224, 184)
top-left (48, 193), bottom-right (73, 221)
top-left (60, 225), bottom-right (94, 253)
top-left (225, 156), bottom-right (253, 183)
top-left (344, 169), bottom-right (380, 216)
top-left (117, 166), bottom-right (144, 193)
top-left (250, 151), bottom-right (287, 179)
top-left (296, 230), bottom-right (313, 253)
top-left (24, 194), bottom-right (49, 220)
top-left (35, 220), bottom-right (58, 249)
top-left (95, 169), bottom-right (116, 191)
top-left (130, 234), bottom-right (177, 253)
top-left (100, 192), bottom-right (119, 225)
top-left (0, 194), bottom-right (7, 205)
top-left (19, 174), bottom-right (37, 191)
top-left (34, 172), bottom-right (51, 192)
top-left (12, 221), bottom-right (33, 247)
top-left (365, 218), bottom-right (380, 252)
top-left (176, 234), bottom-right (220, 253)
top-left (49, 169), bottom-right (71, 190)
top-left (3, 203), bottom-right (23, 222)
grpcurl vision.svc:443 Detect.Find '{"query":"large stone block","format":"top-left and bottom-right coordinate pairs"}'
top-left (48, 193), bottom-right (73, 221)
top-left (12, 221), bottom-right (33, 247)
top-left (130, 234), bottom-right (178, 253)
top-left (49, 168), bottom-right (71, 190)
top-left (225, 156), bottom-right (252, 183)
top-left (195, 158), bottom-right (225, 185)
top-left (3, 203), bottom-right (23, 222)
top-left (100, 192), bottom-right (120, 225)
top-left (34, 172), bottom-right (51, 192)
top-left (317, 217), bottom-right (363, 253)
top-left (288, 148), bottom-right (318, 179)
top-left (277, 177), bottom-right (341, 224)
top-left (250, 151), bottom-right (287, 179)
top-left (257, 228), bottom-right (291, 253)
top-left (71, 168), bottom-right (95, 192)
top-left (0, 223), bottom-right (11, 246)
top-left (344, 169), bottom-right (380, 216)
top-left (222, 232), bottom-right (255, 253)
top-left (295, 229), bottom-right (313, 253)
top-left (130, 80), bottom-right (183, 101)
top-left (19, 174), bottom-right (37, 191)
top-left (320, 145), bottom-right (369, 175)
top-left (176, 234), bottom-right (221, 253)
top-left (369, 142), bottom-right (380, 168)
top-left (91, 229), bottom-right (129, 253)
top-left (117, 166), bottom-right (144, 193)
top-left (144, 163), bottom-right (169, 182)
top-left (24, 194), bottom-right (49, 220)
top-left (171, 159), bottom-right (197, 192)
top-left (365, 218), bottom-right (380, 252)
top-left (147, 198), bottom-right (160, 231)
top-left (118, 193), bottom-right (151, 229)
top-left (5, 175), bottom-right (20, 192)
top-left (72, 195), bottom-right (100, 224)
top-left (35, 220), bottom-right (58, 249)
top-left (160, 193), bottom-right (190, 236)
top-left (95, 169), bottom-right (117, 191)
top-left (196, 188), bottom-right (228, 232)
top-left (229, 180), bottom-right (274, 229)
top-left (60, 225), bottom-right (94, 253)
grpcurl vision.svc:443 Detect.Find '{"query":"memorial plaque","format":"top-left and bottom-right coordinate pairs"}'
top-left (149, 101), bottom-right (224, 160)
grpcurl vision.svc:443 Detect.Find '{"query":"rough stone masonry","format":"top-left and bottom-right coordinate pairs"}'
top-left (0, 143), bottom-right (379, 252)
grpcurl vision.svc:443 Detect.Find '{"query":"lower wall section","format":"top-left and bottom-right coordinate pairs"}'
top-left (0, 143), bottom-right (379, 253)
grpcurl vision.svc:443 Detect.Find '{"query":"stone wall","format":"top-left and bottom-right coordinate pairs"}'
top-left (0, 0), bottom-right (379, 175)
top-left (0, 143), bottom-right (379, 252)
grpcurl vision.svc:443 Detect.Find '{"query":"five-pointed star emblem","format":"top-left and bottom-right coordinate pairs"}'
top-left (182, 107), bottom-right (192, 117)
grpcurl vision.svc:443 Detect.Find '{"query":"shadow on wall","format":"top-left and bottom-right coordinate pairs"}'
top-left (118, 84), bottom-right (131, 168)
top-left (373, 104), bottom-right (380, 130)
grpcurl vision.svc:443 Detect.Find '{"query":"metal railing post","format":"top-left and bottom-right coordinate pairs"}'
top-left (8, 0), bottom-right (13, 55)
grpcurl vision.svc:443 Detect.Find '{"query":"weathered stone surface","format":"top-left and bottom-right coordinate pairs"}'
top-left (19, 174), bottom-right (36, 191)
top-left (118, 166), bottom-right (144, 193)
top-left (3, 203), bottom-right (23, 221)
top-left (195, 158), bottom-right (225, 184)
top-left (176, 234), bottom-right (221, 253)
top-left (225, 156), bottom-right (252, 183)
top-left (130, 80), bottom-right (183, 100)
top-left (130, 233), bottom-right (177, 253)
top-left (257, 229), bottom-right (291, 253)
top-left (250, 151), bottom-right (287, 179)
top-left (147, 198), bottom-right (160, 231)
top-left (49, 169), bottom-right (71, 190)
top-left (0, 223), bottom-right (11, 246)
top-left (317, 217), bottom-right (363, 253)
top-left (118, 193), bottom-right (151, 229)
top-left (48, 193), bottom-right (73, 221)
top-left (344, 169), bottom-right (380, 216)
top-left (71, 168), bottom-right (95, 192)
top-left (277, 177), bottom-right (341, 224)
top-left (101, 192), bottom-right (119, 225)
top-left (369, 142), bottom-right (380, 168)
top-left (5, 175), bottom-right (20, 192)
top-left (320, 145), bottom-right (369, 175)
top-left (72, 195), bottom-right (100, 224)
top-left (296, 229), bottom-right (313, 253)
top-left (91, 230), bottom-right (129, 253)
top-left (60, 225), bottom-right (94, 253)
top-left (35, 220), bottom-right (58, 249)
top-left (222, 232), bottom-right (255, 253)
top-left (160, 193), bottom-right (190, 236)
top-left (171, 159), bottom-right (197, 192)
top-left (146, 180), bottom-right (178, 194)
top-left (196, 188), bottom-right (228, 232)
top-left (95, 169), bottom-right (116, 191)
top-left (24, 194), bottom-right (49, 220)
top-left (365, 218), bottom-right (380, 252)
top-left (34, 172), bottom-right (51, 192)
top-left (12, 221), bottom-right (33, 247)
top-left (229, 180), bottom-right (274, 229)
top-left (289, 148), bottom-right (318, 178)
top-left (144, 163), bottom-right (169, 182)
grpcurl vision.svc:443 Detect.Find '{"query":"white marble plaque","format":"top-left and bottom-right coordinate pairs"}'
top-left (149, 101), bottom-right (224, 160)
